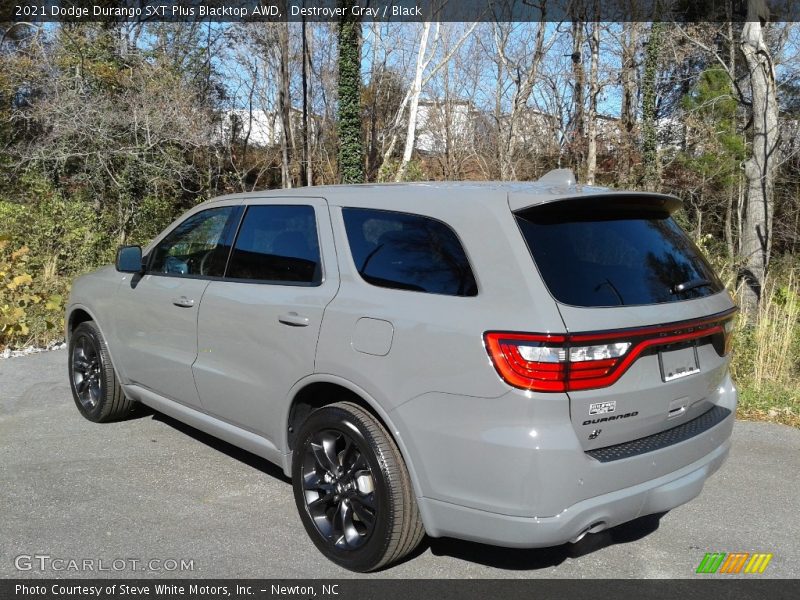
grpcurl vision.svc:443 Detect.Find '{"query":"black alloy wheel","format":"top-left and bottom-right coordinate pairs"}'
top-left (68, 321), bottom-right (134, 422)
top-left (71, 332), bottom-right (103, 411)
top-left (301, 428), bottom-right (378, 550)
top-left (292, 402), bottom-right (425, 572)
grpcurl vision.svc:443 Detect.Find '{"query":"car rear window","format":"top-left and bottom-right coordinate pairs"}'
top-left (342, 208), bottom-right (478, 297)
top-left (515, 199), bottom-right (724, 307)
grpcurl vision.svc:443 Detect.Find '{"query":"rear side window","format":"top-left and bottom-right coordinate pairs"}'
top-left (226, 205), bottom-right (321, 285)
top-left (343, 208), bottom-right (477, 297)
top-left (515, 200), bottom-right (724, 307)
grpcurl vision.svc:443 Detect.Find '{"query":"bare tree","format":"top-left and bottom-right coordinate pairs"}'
top-left (301, 16), bottom-right (312, 186)
top-left (278, 22), bottom-right (293, 188)
top-left (618, 22), bottom-right (640, 186)
top-left (424, 29), bottom-right (486, 180)
top-left (490, 16), bottom-right (556, 180)
top-left (387, 21), bottom-right (478, 181)
top-left (585, 12), bottom-right (602, 185)
top-left (739, 0), bottom-right (780, 313)
top-left (396, 21), bottom-right (435, 182)
top-left (569, 9), bottom-right (586, 176)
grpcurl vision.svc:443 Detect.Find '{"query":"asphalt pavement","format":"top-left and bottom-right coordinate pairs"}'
top-left (1, 349), bottom-right (797, 578)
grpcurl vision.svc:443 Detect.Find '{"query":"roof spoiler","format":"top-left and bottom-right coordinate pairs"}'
top-left (511, 192), bottom-right (683, 214)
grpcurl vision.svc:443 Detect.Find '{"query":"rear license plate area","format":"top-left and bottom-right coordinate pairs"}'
top-left (658, 342), bottom-right (700, 382)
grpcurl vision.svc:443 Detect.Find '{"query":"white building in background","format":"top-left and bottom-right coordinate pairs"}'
top-left (216, 109), bottom-right (282, 146)
top-left (511, 107), bottom-right (562, 153)
top-left (216, 108), bottom-right (319, 147)
top-left (415, 100), bottom-right (476, 153)
top-left (415, 100), bottom-right (563, 155)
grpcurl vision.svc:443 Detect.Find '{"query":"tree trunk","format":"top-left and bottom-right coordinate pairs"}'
top-left (301, 17), bottom-right (313, 186)
top-left (444, 93), bottom-right (454, 179)
top-left (585, 18), bottom-right (600, 185)
top-left (365, 21), bottom-right (382, 182)
top-left (442, 36), bottom-right (454, 179)
top-left (337, 12), bottom-right (364, 184)
top-left (737, 175), bottom-right (745, 253)
top-left (570, 18), bottom-right (586, 177)
top-left (396, 22), bottom-right (433, 182)
top-left (739, 0), bottom-right (779, 314)
top-left (278, 23), bottom-right (292, 189)
top-left (641, 22), bottom-right (663, 192)
top-left (725, 186), bottom-right (735, 258)
top-left (619, 22), bottom-right (639, 186)
top-left (724, 14), bottom-right (737, 257)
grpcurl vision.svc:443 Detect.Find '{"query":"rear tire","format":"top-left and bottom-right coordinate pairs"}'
top-left (68, 321), bottom-right (134, 422)
top-left (292, 401), bottom-right (425, 572)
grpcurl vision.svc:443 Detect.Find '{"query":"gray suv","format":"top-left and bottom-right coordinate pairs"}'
top-left (66, 170), bottom-right (737, 571)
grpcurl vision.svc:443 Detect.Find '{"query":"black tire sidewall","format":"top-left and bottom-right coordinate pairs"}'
top-left (68, 322), bottom-right (113, 422)
top-left (292, 405), bottom-right (395, 572)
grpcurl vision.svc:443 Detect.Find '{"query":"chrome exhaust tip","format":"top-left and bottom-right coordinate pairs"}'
top-left (570, 521), bottom-right (607, 544)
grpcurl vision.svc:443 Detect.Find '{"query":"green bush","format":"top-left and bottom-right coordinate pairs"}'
top-left (0, 175), bottom-right (104, 277)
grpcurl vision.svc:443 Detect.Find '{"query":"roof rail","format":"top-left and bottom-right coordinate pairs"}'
top-left (537, 168), bottom-right (576, 186)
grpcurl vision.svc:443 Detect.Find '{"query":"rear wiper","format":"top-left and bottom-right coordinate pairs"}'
top-left (670, 278), bottom-right (712, 295)
top-left (594, 279), bottom-right (625, 305)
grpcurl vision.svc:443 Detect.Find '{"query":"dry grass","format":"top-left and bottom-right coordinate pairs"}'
top-left (731, 269), bottom-right (800, 428)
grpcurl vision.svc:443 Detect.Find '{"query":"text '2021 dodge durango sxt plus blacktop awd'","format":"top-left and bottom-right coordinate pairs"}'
top-left (66, 170), bottom-right (737, 571)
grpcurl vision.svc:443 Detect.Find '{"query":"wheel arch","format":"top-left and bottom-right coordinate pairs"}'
top-left (282, 375), bottom-right (425, 501)
top-left (66, 306), bottom-right (95, 341)
top-left (66, 304), bottom-right (126, 384)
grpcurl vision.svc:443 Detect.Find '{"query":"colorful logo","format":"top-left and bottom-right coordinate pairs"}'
top-left (696, 552), bottom-right (773, 574)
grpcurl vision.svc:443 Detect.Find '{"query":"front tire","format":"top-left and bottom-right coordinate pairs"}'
top-left (292, 402), bottom-right (425, 572)
top-left (69, 321), bottom-right (134, 422)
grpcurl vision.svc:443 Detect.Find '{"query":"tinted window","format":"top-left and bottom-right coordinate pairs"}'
top-left (226, 205), bottom-right (321, 284)
top-left (149, 207), bottom-right (237, 277)
top-left (515, 201), bottom-right (724, 307)
top-left (343, 208), bottom-right (477, 297)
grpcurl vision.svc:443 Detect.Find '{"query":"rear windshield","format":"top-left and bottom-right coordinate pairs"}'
top-left (515, 201), bottom-right (724, 307)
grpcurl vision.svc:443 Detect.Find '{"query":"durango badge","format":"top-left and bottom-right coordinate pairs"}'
top-left (583, 411), bottom-right (639, 426)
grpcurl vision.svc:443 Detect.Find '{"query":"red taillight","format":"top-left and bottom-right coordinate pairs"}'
top-left (484, 310), bottom-right (737, 392)
top-left (484, 332), bottom-right (568, 391)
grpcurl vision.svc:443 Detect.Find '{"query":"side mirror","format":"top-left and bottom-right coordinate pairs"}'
top-left (116, 245), bottom-right (144, 273)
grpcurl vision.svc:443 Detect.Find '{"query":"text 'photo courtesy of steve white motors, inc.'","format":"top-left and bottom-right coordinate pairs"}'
top-left (13, 583), bottom-right (342, 598)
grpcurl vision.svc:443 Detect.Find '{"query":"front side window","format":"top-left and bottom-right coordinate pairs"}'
top-left (342, 208), bottom-right (477, 297)
top-left (226, 205), bottom-right (321, 284)
top-left (149, 207), bottom-right (237, 277)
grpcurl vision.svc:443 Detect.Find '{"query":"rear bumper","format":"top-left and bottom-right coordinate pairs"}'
top-left (391, 373), bottom-right (736, 548)
top-left (417, 435), bottom-right (729, 548)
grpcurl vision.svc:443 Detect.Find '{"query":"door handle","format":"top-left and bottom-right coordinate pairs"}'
top-left (172, 296), bottom-right (195, 308)
top-left (278, 312), bottom-right (310, 327)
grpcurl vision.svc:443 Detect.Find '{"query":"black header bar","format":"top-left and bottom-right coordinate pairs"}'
top-left (3, 0), bottom-right (799, 23)
top-left (4, 579), bottom-right (799, 600)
